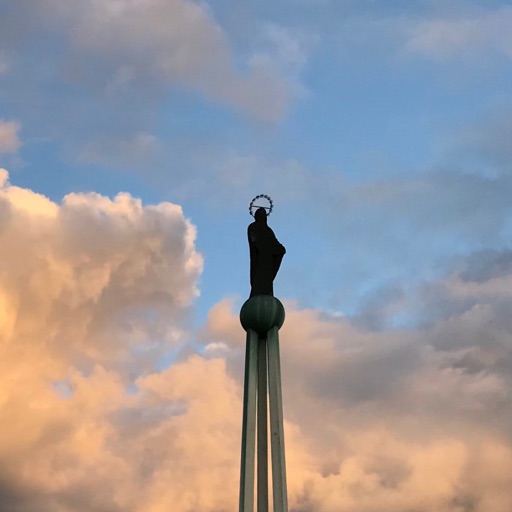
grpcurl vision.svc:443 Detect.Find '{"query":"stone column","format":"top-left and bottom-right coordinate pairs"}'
top-left (239, 296), bottom-right (287, 512)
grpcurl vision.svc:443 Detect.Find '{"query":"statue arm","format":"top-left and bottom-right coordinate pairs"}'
top-left (268, 228), bottom-right (286, 255)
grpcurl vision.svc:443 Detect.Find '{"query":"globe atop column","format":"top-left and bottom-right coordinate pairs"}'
top-left (240, 295), bottom-right (285, 336)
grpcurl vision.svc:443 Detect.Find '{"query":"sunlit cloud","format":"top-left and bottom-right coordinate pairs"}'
top-left (203, 286), bottom-right (512, 511)
top-left (1, 172), bottom-right (512, 510)
top-left (1, 0), bottom-right (512, 510)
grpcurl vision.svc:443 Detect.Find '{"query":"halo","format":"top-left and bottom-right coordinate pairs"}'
top-left (249, 194), bottom-right (273, 217)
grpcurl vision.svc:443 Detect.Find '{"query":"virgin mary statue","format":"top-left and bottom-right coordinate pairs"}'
top-left (248, 207), bottom-right (286, 297)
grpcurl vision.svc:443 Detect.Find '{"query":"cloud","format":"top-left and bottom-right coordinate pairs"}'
top-left (202, 281), bottom-right (512, 511)
top-left (2, 170), bottom-right (512, 510)
top-left (0, 171), bottom-right (252, 511)
top-left (297, 4), bottom-right (512, 68)
top-left (249, 23), bottom-right (318, 98)
top-left (183, 142), bottom-right (512, 316)
top-left (0, 51), bottom-right (11, 75)
top-left (0, 168), bottom-right (202, 370)
top-left (273, 164), bottom-right (512, 315)
top-left (1, 0), bottom-right (293, 124)
top-left (459, 248), bottom-right (512, 283)
top-left (209, 154), bottom-right (312, 205)
top-left (0, 120), bottom-right (21, 154)
top-left (406, 6), bottom-right (512, 60)
top-left (77, 131), bottom-right (161, 168)
top-left (453, 107), bottom-right (512, 174)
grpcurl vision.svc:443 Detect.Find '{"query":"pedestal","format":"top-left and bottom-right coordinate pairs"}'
top-left (239, 296), bottom-right (288, 512)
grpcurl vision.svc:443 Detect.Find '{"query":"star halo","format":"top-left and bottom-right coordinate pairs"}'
top-left (249, 194), bottom-right (273, 217)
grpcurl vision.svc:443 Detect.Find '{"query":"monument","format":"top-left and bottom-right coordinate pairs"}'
top-left (239, 194), bottom-right (288, 512)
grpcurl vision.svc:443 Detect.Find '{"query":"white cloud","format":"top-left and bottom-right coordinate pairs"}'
top-left (249, 23), bottom-right (318, 99)
top-left (260, 24), bottom-right (312, 70)
top-left (0, 120), bottom-right (21, 154)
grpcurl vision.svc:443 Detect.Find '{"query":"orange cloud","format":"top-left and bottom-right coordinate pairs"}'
top-left (1, 172), bottom-right (511, 511)
top-left (202, 298), bottom-right (512, 511)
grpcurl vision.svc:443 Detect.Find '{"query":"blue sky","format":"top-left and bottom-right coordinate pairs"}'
top-left (2, 1), bottom-right (512, 510)
top-left (4, 0), bottom-right (512, 325)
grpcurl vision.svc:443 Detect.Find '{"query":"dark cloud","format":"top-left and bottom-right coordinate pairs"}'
top-left (0, 478), bottom-right (44, 512)
top-left (352, 282), bottom-right (405, 330)
top-left (311, 336), bottom-right (421, 406)
top-left (459, 248), bottom-right (512, 283)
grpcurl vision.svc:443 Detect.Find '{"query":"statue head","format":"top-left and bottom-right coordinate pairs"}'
top-left (254, 207), bottom-right (267, 223)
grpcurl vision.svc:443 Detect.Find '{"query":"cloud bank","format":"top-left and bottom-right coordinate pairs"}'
top-left (1, 0), bottom-right (292, 123)
top-left (204, 284), bottom-right (512, 511)
top-left (1, 173), bottom-right (511, 510)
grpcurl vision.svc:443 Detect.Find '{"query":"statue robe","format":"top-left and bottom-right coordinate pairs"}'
top-left (248, 218), bottom-right (286, 297)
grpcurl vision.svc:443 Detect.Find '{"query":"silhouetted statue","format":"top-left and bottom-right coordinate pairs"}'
top-left (248, 207), bottom-right (286, 297)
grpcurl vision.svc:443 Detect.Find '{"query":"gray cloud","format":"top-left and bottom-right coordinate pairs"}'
top-left (203, 280), bottom-right (512, 511)
top-left (0, 119), bottom-right (21, 154)
top-left (406, 5), bottom-right (512, 60)
top-left (0, 0), bottom-right (295, 127)
top-left (456, 108), bottom-right (512, 174)
top-left (459, 249), bottom-right (512, 283)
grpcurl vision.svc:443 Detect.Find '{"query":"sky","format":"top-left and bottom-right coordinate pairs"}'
top-left (1, 0), bottom-right (512, 510)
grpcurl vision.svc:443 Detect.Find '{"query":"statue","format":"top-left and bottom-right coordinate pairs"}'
top-left (240, 195), bottom-right (288, 512)
top-left (248, 200), bottom-right (286, 297)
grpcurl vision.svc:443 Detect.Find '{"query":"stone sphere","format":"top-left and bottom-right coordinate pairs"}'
top-left (240, 295), bottom-right (285, 336)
